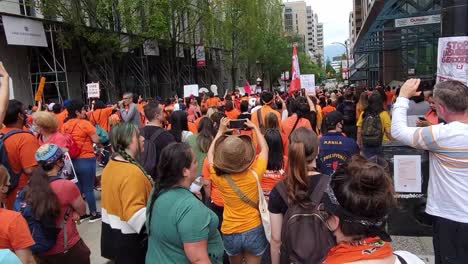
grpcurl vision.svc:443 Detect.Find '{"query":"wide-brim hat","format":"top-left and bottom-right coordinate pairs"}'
top-left (213, 134), bottom-right (256, 174)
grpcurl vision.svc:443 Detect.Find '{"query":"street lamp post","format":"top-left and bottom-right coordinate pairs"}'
top-left (332, 41), bottom-right (350, 83)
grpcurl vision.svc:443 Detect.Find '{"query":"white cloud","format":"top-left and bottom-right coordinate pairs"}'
top-left (285, 0), bottom-right (353, 45)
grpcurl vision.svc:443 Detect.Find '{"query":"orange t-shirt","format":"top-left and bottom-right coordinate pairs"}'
top-left (62, 119), bottom-right (96, 159)
top-left (89, 107), bottom-right (113, 132)
top-left (322, 105), bottom-right (336, 116)
top-left (260, 156), bottom-right (287, 195)
top-left (251, 105), bottom-right (282, 129)
top-left (225, 109), bottom-right (240, 120)
top-left (281, 115), bottom-right (312, 138)
top-left (202, 158), bottom-right (223, 207)
top-left (54, 110), bottom-right (68, 132)
top-left (385, 91), bottom-right (394, 105)
top-left (0, 209), bottom-right (34, 251)
top-left (188, 121), bottom-right (198, 134)
top-left (205, 97), bottom-right (220, 108)
top-left (0, 127), bottom-right (39, 209)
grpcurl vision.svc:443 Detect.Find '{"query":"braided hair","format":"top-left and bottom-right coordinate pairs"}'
top-left (110, 123), bottom-right (154, 186)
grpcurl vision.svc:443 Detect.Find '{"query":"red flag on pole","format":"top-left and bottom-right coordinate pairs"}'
top-left (244, 80), bottom-right (251, 94)
top-left (289, 44), bottom-right (301, 95)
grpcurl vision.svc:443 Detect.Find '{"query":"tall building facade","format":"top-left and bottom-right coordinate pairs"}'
top-left (349, 0), bottom-right (442, 87)
top-left (284, 1), bottom-right (323, 62)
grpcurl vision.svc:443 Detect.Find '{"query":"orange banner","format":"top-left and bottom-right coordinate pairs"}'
top-left (34, 77), bottom-right (46, 102)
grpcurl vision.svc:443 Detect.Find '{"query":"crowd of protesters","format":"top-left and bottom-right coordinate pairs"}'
top-left (0, 59), bottom-right (467, 264)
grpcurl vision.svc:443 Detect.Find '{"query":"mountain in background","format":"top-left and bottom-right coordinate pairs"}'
top-left (324, 45), bottom-right (347, 62)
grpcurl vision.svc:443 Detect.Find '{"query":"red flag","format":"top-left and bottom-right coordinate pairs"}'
top-left (289, 45), bottom-right (301, 95)
top-left (244, 80), bottom-right (251, 94)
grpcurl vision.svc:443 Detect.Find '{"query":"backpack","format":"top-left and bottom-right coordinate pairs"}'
top-left (91, 110), bottom-right (110, 144)
top-left (63, 133), bottom-right (80, 159)
top-left (341, 102), bottom-right (356, 125)
top-left (361, 112), bottom-right (383, 147)
top-left (141, 128), bottom-right (164, 177)
top-left (0, 130), bottom-right (31, 191)
top-left (13, 177), bottom-right (71, 254)
top-left (276, 174), bottom-right (335, 264)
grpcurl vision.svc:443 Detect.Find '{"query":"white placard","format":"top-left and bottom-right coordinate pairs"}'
top-left (62, 152), bottom-right (78, 183)
top-left (300, 74), bottom-right (316, 95)
top-left (184, 84), bottom-right (199, 97)
top-left (436, 36), bottom-right (468, 86)
top-left (393, 155), bottom-right (422, 193)
top-left (395, 14), bottom-right (440, 28)
top-left (87, 82), bottom-right (100, 98)
top-left (2, 15), bottom-right (48, 47)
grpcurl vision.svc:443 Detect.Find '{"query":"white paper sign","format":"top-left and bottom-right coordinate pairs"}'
top-left (300, 74), bottom-right (316, 95)
top-left (393, 155), bottom-right (422, 193)
top-left (184, 84), bottom-right (199, 97)
top-left (2, 15), bottom-right (48, 47)
top-left (436, 36), bottom-right (468, 86)
top-left (87, 82), bottom-right (100, 98)
top-left (62, 152), bottom-right (78, 183)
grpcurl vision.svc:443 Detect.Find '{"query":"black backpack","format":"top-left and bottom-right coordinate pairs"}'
top-left (341, 101), bottom-right (356, 125)
top-left (361, 112), bottom-right (383, 147)
top-left (141, 129), bottom-right (164, 178)
top-left (0, 130), bottom-right (31, 192)
top-left (276, 174), bottom-right (335, 264)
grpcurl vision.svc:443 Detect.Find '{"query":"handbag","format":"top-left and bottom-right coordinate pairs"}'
top-left (224, 169), bottom-right (271, 242)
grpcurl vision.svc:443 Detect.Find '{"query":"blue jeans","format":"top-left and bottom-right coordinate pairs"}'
top-left (73, 157), bottom-right (97, 214)
top-left (223, 225), bottom-right (268, 257)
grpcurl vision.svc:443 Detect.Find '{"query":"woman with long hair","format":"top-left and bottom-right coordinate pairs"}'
top-left (207, 118), bottom-right (269, 264)
top-left (62, 100), bottom-right (101, 222)
top-left (322, 155), bottom-right (424, 263)
top-left (268, 127), bottom-right (330, 264)
top-left (146, 143), bottom-right (224, 263)
top-left (169, 110), bottom-right (193, 142)
top-left (356, 92), bottom-right (368, 121)
top-left (281, 96), bottom-right (313, 138)
top-left (261, 128), bottom-right (286, 199)
top-left (356, 91), bottom-right (392, 158)
top-left (186, 117), bottom-right (216, 177)
top-left (17, 144), bottom-right (89, 263)
top-left (100, 123), bottom-right (153, 264)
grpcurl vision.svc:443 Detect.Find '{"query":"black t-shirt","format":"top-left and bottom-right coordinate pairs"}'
top-left (139, 125), bottom-right (175, 178)
top-left (268, 174), bottom-right (326, 215)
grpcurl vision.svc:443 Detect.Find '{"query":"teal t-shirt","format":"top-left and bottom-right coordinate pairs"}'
top-left (146, 188), bottom-right (224, 264)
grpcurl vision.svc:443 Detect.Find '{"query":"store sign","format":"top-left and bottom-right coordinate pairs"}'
top-left (2, 15), bottom-right (47, 47)
top-left (196, 44), bottom-right (206, 67)
top-left (436, 36), bottom-right (468, 86)
top-left (395, 14), bottom-right (440, 28)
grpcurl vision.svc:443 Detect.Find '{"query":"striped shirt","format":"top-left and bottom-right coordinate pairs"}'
top-left (392, 97), bottom-right (468, 223)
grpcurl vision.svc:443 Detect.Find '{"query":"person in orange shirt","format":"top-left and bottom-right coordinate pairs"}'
top-left (224, 100), bottom-right (240, 120)
top-left (261, 128), bottom-right (287, 199)
top-left (51, 104), bottom-right (67, 131)
top-left (322, 99), bottom-right (336, 116)
top-left (385, 87), bottom-right (394, 111)
top-left (89, 100), bottom-right (117, 132)
top-left (205, 93), bottom-right (220, 108)
top-left (281, 97), bottom-right (313, 138)
top-left (251, 91), bottom-right (281, 131)
top-left (0, 100), bottom-right (40, 209)
top-left (0, 165), bottom-right (36, 264)
top-left (62, 100), bottom-right (101, 222)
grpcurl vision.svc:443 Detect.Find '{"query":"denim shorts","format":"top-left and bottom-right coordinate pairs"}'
top-left (222, 225), bottom-right (268, 257)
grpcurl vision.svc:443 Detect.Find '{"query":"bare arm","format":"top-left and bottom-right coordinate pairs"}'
top-left (208, 118), bottom-right (230, 165)
top-left (70, 195), bottom-right (87, 216)
top-left (183, 240), bottom-right (212, 264)
top-left (23, 166), bottom-right (37, 176)
top-left (306, 95), bottom-right (316, 112)
top-left (0, 62), bottom-right (9, 124)
top-left (245, 119), bottom-right (268, 162)
top-left (15, 249), bottom-right (36, 264)
top-left (270, 213), bottom-right (283, 264)
top-left (90, 133), bottom-right (100, 143)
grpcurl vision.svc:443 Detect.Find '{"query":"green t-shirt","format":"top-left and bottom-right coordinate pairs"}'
top-left (146, 188), bottom-right (224, 264)
top-left (186, 134), bottom-right (207, 176)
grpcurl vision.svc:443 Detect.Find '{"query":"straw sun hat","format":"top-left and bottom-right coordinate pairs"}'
top-left (213, 134), bottom-right (256, 174)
